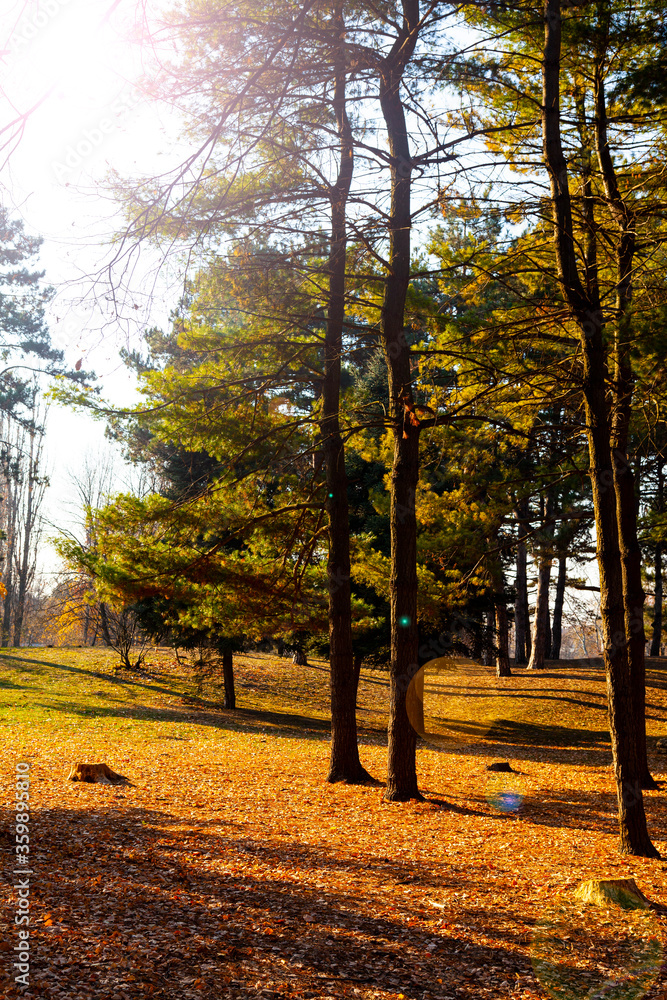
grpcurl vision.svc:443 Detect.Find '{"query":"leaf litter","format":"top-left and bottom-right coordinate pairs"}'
top-left (1, 648), bottom-right (667, 999)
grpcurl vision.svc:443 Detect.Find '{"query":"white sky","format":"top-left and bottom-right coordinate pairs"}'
top-left (0, 0), bottom-right (180, 575)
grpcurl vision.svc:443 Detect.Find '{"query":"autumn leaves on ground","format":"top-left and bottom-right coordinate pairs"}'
top-left (3, 649), bottom-right (667, 1000)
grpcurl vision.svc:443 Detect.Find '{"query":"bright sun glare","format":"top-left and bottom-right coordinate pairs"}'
top-left (2, 1), bottom-right (129, 156)
top-left (22, 5), bottom-right (111, 93)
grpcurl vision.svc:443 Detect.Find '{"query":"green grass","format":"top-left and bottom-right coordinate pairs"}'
top-left (0, 647), bottom-right (217, 739)
top-left (4, 647), bottom-right (667, 751)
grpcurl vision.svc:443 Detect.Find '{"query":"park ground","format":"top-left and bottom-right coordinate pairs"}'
top-left (2, 648), bottom-right (667, 999)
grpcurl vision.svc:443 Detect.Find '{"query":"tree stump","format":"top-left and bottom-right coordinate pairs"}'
top-left (573, 878), bottom-right (651, 910)
top-left (67, 763), bottom-right (128, 785)
top-left (486, 761), bottom-right (514, 772)
top-left (292, 649), bottom-right (308, 666)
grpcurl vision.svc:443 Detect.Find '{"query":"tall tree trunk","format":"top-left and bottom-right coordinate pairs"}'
top-left (99, 602), bottom-right (112, 647)
top-left (495, 592), bottom-right (511, 677)
top-left (550, 554), bottom-right (567, 659)
top-left (650, 543), bottom-right (662, 657)
top-left (1, 548), bottom-right (13, 647)
top-left (542, 0), bottom-right (657, 855)
top-left (222, 649), bottom-right (236, 710)
top-left (1, 419), bottom-right (18, 647)
top-left (481, 607), bottom-right (494, 666)
top-left (528, 495), bottom-right (554, 670)
top-left (471, 621), bottom-right (483, 662)
top-left (613, 451), bottom-right (654, 785)
top-left (514, 504), bottom-right (530, 664)
top-left (528, 555), bottom-right (552, 670)
top-left (379, 0), bottom-right (422, 801)
top-left (325, 6), bottom-right (370, 784)
top-left (650, 459), bottom-right (663, 657)
top-left (83, 603), bottom-right (91, 646)
top-left (545, 599), bottom-right (552, 661)
top-left (592, 53), bottom-right (654, 789)
top-left (12, 426), bottom-right (36, 648)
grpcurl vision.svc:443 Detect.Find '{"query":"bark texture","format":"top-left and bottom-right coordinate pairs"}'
top-left (495, 594), bottom-right (511, 677)
top-left (594, 44), bottom-right (653, 790)
top-left (514, 505), bottom-right (530, 664)
top-left (651, 543), bottom-right (663, 657)
top-left (550, 554), bottom-right (567, 659)
top-left (379, 0), bottom-right (423, 801)
top-left (222, 649), bottom-right (236, 710)
top-left (528, 496), bottom-right (554, 670)
top-left (541, 0), bottom-right (657, 855)
top-left (527, 556), bottom-right (551, 670)
top-left (325, 6), bottom-right (370, 784)
top-left (651, 462), bottom-right (664, 657)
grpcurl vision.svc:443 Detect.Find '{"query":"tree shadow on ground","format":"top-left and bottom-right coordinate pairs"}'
top-left (438, 778), bottom-right (667, 839)
top-left (484, 717), bottom-right (610, 747)
top-left (0, 804), bottom-right (560, 1000)
top-left (417, 728), bottom-right (613, 768)
top-left (0, 652), bottom-right (192, 698)
top-left (29, 696), bottom-right (390, 747)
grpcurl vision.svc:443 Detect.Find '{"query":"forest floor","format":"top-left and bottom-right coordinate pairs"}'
top-left (2, 647), bottom-right (667, 1000)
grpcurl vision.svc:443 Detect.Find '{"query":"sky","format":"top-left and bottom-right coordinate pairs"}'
top-left (0, 0), bottom-right (180, 574)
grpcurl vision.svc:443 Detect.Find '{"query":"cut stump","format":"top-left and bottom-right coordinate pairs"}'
top-left (67, 762), bottom-right (128, 785)
top-left (486, 761), bottom-right (515, 773)
top-left (573, 878), bottom-right (652, 911)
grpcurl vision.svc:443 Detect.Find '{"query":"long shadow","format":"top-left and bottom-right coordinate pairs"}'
top-left (1, 649), bottom-right (390, 746)
top-left (431, 741), bottom-right (612, 768)
top-left (8, 802), bottom-right (666, 1000)
top-left (485, 718), bottom-right (610, 747)
top-left (0, 677), bottom-right (29, 690)
top-left (0, 652), bottom-right (192, 702)
top-left (0, 804), bottom-right (553, 1000)
top-left (28, 696), bottom-right (391, 745)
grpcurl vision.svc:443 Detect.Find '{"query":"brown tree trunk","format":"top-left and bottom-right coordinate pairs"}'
top-left (12, 426), bottom-right (37, 648)
top-left (651, 543), bottom-right (663, 658)
top-left (528, 555), bottom-right (552, 670)
top-left (545, 600), bottom-right (552, 660)
top-left (379, 0), bottom-right (423, 801)
top-left (222, 649), bottom-right (236, 710)
top-left (324, 6), bottom-right (370, 785)
top-left (481, 608), bottom-right (495, 666)
top-left (99, 602), bottom-right (112, 647)
top-left (495, 593), bottom-right (511, 677)
top-left (528, 495), bottom-right (554, 670)
top-left (550, 554), bottom-right (567, 659)
top-left (542, 0), bottom-right (657, 855)
top-left (514, 504), bottom-right (530, 664)
top-left (592, 52), bottom-right (654, 790)
top-left (471, 621), bottom-right (483, 662)
top-left (0, 425), bottom-right (17, 648)
top-left (614, 449), bottom-right (654, 787)
top-left (651, 460), bottom-right (664, 657)
top-left (1, 555), bottom-right (12, 646)
top-left (651, 455), bottom-right (665, 656)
